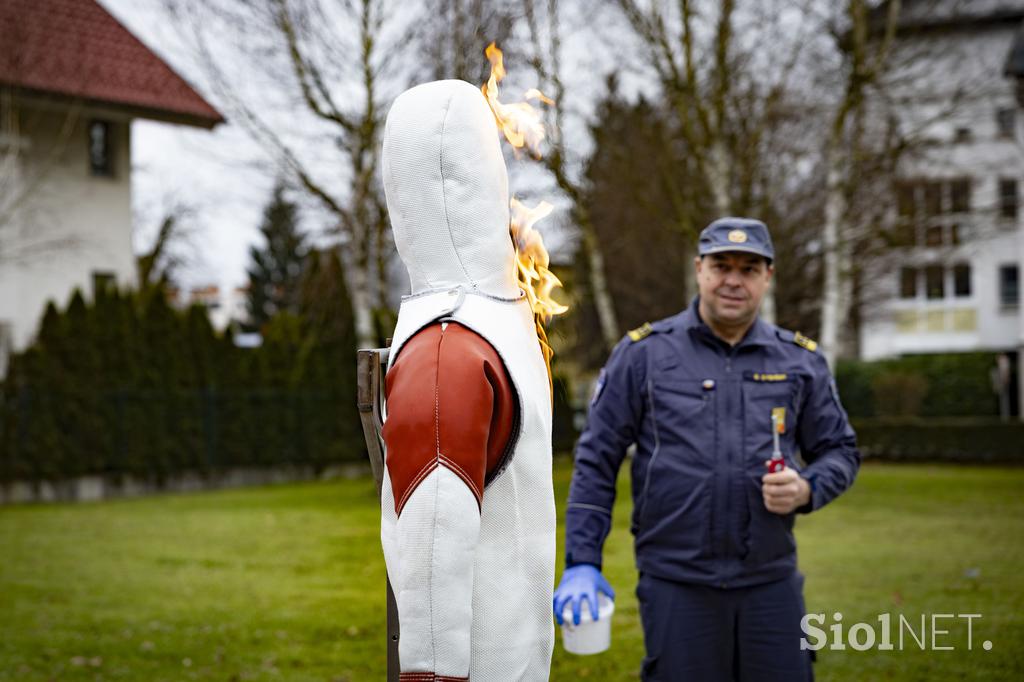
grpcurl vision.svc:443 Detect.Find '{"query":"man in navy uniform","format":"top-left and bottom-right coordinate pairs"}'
top-left (553, 217), bottom-right (859, 681)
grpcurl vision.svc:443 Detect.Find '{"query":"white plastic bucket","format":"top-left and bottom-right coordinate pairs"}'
top-left (560, 594), bottom-right (615, 655)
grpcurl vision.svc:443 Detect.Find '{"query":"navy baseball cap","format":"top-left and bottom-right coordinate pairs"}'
top-left (698, 217), bottom-right (774, 262)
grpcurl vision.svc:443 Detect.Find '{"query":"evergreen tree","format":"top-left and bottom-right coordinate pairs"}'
top-left (296, 247), bottom-right (362, 469)
top-left (17, 303), bottom-right (67, 480)
top-left (299, 247), bottom-right (357, 356)
top-left (0, 242), bottom-right (371, 483)
top-left (246, 183), bottom-right (307, 331)
top-left (62, 289), bottom-right (104, 476)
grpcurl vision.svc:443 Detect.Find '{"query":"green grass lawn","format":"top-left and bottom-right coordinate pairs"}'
top-left (1, 461), bottom-right (1022, 681)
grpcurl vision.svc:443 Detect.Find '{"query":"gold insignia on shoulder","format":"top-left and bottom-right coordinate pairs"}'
top-left (793, 332), bottom-right (818, 352)
top-left (728, 229), bottom-right (748, 243)
top-left (628, 322), bottom-right (653, 342)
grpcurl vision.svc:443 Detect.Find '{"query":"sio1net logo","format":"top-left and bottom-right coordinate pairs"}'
top-left (801, 613), bottom-right (992, 652)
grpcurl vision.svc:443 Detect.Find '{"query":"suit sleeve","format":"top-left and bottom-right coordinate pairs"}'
top-left (796, 353), bottom-right (861, 513)
top-left (382, 323), bottom-right (513, 681)
top-left (564, 337), bottom-right (646, 569)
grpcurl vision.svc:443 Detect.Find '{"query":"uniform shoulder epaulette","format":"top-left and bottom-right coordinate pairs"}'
top-left (792, 331), bottom-right (818, 352)
top-left (628, 322), bottom-right (654, 342)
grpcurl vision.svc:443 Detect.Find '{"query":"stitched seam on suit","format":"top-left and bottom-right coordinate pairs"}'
top-left (393, 324), bottom-right (491, 514)
top-left (401, 287), bottom-right (524, 303)
top-left (437, 91), bottom-right (474, 287)
top-left (438, 454), bottom-right (482, 505)
top-left (427, 327), bottom-right (444, 675)
top-left (438, 454), bottom-right (478, 498)
top-left (395, 460), bottom-right (439, 517)
top-left (434, 342), bottom-right (443, 458)
top-left (447, 315), bottom-right (524, 489)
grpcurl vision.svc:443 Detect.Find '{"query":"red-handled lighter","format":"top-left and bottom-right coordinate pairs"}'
top-left (767, 411), bottom-right (786, 473)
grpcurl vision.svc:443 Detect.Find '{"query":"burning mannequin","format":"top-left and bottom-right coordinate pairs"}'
top-left (379, 80), bottom-right (555, 680)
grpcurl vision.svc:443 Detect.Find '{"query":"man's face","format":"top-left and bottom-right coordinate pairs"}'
top-left (695, 252), bottom-right (773, 327)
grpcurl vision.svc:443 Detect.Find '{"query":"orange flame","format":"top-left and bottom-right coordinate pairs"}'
top-left (482, 42), bottom-right (552, 159)
top-left (480, 42), bottom-right (565, 322)
top-left (481, 42), bottom-right (565, 383)
top-left (510, 198), bottom-right (568, 322)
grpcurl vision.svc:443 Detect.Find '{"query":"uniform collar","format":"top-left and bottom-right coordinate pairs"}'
top-left (682, 296), bottom-right (774, 348)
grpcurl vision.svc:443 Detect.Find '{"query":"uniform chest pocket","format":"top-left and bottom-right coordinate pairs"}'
top-left (653, 378), bottom-right (713, 412)
top-left (649, 377), bottom-right (716, 457)
top-left (742, 374), bottom-right (802, 465)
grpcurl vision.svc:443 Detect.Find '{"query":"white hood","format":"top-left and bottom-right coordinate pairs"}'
top-left (382, 79), bottom-right (519, 299)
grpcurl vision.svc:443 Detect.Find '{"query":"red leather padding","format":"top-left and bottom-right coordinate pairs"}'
top-left (383, 322), bottom-right (514, 517)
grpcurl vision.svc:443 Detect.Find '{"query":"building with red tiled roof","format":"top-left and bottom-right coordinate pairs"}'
top-left (0, 0), bottom-right (223, 128)
top-left (0, 0), bottom-right (225, 372)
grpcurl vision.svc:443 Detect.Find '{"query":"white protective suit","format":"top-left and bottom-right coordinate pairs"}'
top-left (379, 79), bottom-right (556, 681)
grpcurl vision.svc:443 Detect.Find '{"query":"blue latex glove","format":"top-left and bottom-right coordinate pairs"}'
top-left (552, 564), bottom-right (615, 626)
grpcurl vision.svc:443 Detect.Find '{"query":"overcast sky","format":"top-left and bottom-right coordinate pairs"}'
top-left (96, 0), bottom-right (755, 295)
top-left (100, 0), bottom-right (274, 293)
top-left (96, 0), bottom-right (620, 294)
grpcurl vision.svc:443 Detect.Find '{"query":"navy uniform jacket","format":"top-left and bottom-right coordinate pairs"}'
top-left (565, 299), bottom-right (860, 588)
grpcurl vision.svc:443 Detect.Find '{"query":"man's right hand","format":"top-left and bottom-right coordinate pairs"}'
top-left (552, 564), bottom-right (615, 626)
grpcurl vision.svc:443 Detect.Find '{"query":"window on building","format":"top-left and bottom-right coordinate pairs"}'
top-left (889, 221), bottom-right (917, 247)
top-left (953, 264), bottom-right (971, 297)
top-left (925, 222), bottom-right (946, 245)
top-left (896, 182), bottom-right (916, 218)
top-left (924, 224), bottom-right (944, 247)
top-left (1000, 265), bottom-right (1019, 306)
top-left (950, 179), bottom-right (970, 213)
top-left (924, 182), bottom-right (943, 216)
top-left (88, 120), bottom-right (114, 177)
top-left (925, 223), bottom-right (946, 244)
top-left (92, 271), bottom-right (116, 296)
top-left (1000, 179), bottom-right (1019, 220)
top-left (894, 179), bottom-right (973, 246)
top-left (899, 267), bottom-right (917, 298)
top-left (925, 265), bottom-right (945, 299)
top-left (996, 108), bottom-right (1016, 139)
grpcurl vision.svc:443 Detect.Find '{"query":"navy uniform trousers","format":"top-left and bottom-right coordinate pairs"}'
top-left (636, 571), bottom-right (814, 682)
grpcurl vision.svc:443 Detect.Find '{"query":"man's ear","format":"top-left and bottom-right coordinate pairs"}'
top-left (694, 255), bottom-right (703, 276)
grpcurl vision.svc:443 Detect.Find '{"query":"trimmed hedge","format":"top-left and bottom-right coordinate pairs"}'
top-left (0, 286), bottom-right (363, 485)
top-left (853, 417), bottom-right (1024, 463)
top-left (0, 284), bottom-right (583, 485)
top-left (1, 387), bottom-right (356, 483)
top-left (837, 353), bottom-right (1000, 418)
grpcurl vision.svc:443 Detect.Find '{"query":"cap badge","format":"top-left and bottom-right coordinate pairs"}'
top-left (727, 229), bottom-right (748, 243)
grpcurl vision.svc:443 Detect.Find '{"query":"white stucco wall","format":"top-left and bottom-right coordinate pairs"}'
top-left (859, 18), bottom-right (1024, 361)
top-left (0, 101), bottom-right (137, 354)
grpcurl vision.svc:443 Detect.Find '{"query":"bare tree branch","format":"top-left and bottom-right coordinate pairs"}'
top-left (167, 0), bottom-right (400, 347)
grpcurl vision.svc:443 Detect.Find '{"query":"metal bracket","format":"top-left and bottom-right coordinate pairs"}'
top-left (357, 347), bottom-right (399, 682)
